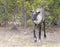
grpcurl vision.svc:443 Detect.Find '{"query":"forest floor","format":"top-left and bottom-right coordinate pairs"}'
top-left (0, 26), bottom-right (60, 47)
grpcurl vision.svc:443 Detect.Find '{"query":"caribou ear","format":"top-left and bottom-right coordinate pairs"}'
top-left (30, 9), bottom-right (35, 13)
top-left (30, 10), bottom-right (34, 13)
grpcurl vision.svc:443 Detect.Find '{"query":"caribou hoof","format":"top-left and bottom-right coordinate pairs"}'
top-left (34, 38), bottom-right (37, 42)
top-left (38, 40), bottom-right (41, 42)
top-left (38, 38), bottom-right (41, 42)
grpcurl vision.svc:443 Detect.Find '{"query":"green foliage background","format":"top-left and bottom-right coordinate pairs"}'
top-left (0, 0), bottom-right (60, 27)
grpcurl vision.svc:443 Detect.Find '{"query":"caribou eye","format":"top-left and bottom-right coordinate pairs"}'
top-left (38, 11), bottom-right (40, 13)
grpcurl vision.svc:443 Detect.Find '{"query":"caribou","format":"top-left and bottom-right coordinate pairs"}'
top-left (32, 8), bottom-right (46, 42)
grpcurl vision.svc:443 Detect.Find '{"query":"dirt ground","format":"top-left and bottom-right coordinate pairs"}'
top-left (0, 26), bottom-right (60, 47)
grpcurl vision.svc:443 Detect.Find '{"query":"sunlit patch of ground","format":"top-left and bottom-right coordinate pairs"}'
top-left (0, 26), bottom-right (60, 47)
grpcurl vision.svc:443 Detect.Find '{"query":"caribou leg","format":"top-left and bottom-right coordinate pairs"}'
top-left (43, 21), bottom-right (46, 38)
top-left (39, 23), bottom-right (41, 40)
top-left (33, 24), bottom-right (37, 42)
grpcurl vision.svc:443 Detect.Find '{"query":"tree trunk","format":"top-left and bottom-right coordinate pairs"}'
top-left (4, 0), bottom-right (8, 26)
top-left (23, 0), bottom-right (27, 27)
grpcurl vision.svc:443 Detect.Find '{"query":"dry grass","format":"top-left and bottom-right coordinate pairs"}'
top-left (0, 26), bottom-right (60, 47)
